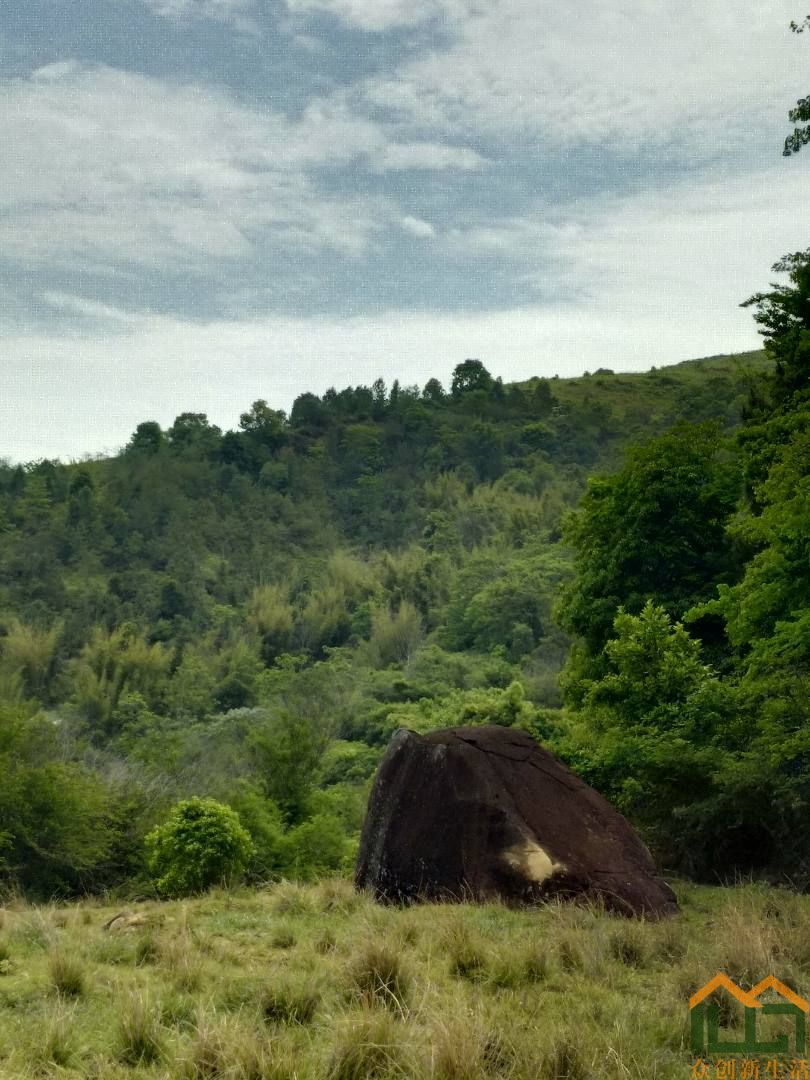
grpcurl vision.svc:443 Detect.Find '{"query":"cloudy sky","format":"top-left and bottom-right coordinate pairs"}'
top-left (1, 0), bottom-right (807, 461)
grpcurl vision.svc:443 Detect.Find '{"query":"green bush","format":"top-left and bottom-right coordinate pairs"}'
top-left (145, 797), bottom-right (255, 897)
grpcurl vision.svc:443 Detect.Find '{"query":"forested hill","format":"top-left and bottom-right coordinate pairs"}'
top-left (0, 350), bottom-right (765, 698)
top-left (6, 345), bottom-right (802, 897)
top-left (0, 349), bottom-right (767, 648)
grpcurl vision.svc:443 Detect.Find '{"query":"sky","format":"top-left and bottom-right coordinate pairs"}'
top-left (1, 0), bottom-right (807, 462)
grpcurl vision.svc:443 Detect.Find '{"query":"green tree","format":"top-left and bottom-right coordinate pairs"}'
top-left (127, 421), bottom-right (164, 454)
top-left (784, 16), bottom-right (810, 155)
top-left (701, 414), bottom-right (810, 792)
top-left (0, 702), bottom-right (112, 895)
top-left (68, 624), bottom-right (171, 736)
top-left (561, 603), bottom-right (740, 876)
top-left (741, 249), bottom-right (810, 406)
top-left (366, 600), bottom-right (424, 668)
top-left (451, 359), bottom-right (493, 397)
top-left (145, 797), bottom-right (254, 897)
top-left (558, 421), bottom-right (740, 699)
top-left (248, 712), bottom-right (331, 825)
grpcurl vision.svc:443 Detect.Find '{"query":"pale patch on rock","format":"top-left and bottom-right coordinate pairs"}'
top-left (502, 840), bottom-right (564, 884)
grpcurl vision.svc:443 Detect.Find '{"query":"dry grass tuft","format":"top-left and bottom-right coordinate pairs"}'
top-left (348, 941), bottom-right (411, 1012)
top-left (315, 928), bottom-right (338, 954)
top-left (539, 1034), bottom-right (587, 1080)
top-left (445, 923), bottom-right (489, 982)
top-left (260, 980), bottom-right (320, 1025)
top-left (158, 988), bottom-right (198, 1031)
top-left (270, 923), bottom-right (297, 949)
top-left (315, 878), bottom-right (361, 915)
top-left (181, 1013), bottom-right (276, 1080)
top-left (269, 882), bottom-right (316, 918)
top-left (328, 1012), bottom-right (413, 1080)
top-left (31, 1003), bottom-right (77, 1070)
top-left (134, 928), bottom-right (163, 965)
top-left (48, 949), bottom-right (86, 998)
top-left (556, 935), bottom-right (584, 974)
top-left (608, 922), bottom-right (649, 968)
top-left (116, 991), bottom-right (165, 1066)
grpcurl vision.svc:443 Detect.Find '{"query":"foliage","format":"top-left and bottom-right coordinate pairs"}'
top-left (0, 349), bottom-right (783, 894)
top-left (386, 680), bottom-right (550, 739)
top-left (783, 16), bottom-right (810, 155)
top-left (741, 249), bottom-right (810, 405)
top-left (558, 421), bottom-right (740, 698)
top-left (557, 604), bottom-right (742, 876)
top-left (145, 798), bottom-right (255, 897)
top-left (0, 702), bottom-right (112, 895)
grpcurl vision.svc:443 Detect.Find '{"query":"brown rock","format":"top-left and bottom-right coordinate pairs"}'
top-left (355, 725), bottom-right (678, 917)
top-left (103, 911), bottom-right (150, 932)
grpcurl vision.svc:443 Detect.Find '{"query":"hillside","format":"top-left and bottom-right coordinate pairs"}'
top-left (1, 346), bottom-right (797, 898)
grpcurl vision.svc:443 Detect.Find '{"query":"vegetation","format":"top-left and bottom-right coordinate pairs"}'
top-left (784, 15), bottom-right (810, 155)
top-left (0, 342), bottom-right (780, 897)
top-left (145, 798), bottom-right (255, 898)
top-left (0, 879), bottom-right (806, 1079)
top-left (550, 244), bottom-right (810, 886)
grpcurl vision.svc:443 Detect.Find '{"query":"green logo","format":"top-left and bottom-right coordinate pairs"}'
top-left (690, 974), bottom-right (808, 1057)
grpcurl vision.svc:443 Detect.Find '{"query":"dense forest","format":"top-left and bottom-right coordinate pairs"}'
top-left (2, 250), bottom-right (809, 898)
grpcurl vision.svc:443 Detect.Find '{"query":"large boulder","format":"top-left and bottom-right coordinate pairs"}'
top-left (355, 725), bottom-right (678, 917)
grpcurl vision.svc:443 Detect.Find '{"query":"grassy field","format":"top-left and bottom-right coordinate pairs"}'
top-left (0, 879), bottom-right (808, 1079)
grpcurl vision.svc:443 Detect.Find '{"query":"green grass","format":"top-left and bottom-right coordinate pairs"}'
top-left (0, 878), bottom-right (807, 1078)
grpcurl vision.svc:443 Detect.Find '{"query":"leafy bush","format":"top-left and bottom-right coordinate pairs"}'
top-left (145, 798), bottom-right (255, 897)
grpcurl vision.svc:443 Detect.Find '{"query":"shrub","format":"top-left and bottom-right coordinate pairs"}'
top-left (145, 797), bottom-right (255, 898)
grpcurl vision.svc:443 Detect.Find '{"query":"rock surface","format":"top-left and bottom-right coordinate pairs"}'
top-left (355, 724), bottom-right (678, 917)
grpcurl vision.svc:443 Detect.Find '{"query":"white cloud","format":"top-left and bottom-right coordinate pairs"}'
top-left (401, 215), bottom-right (436, 238)
top-left (284, 0), bottom-right (447, 32)
top-left (6, 157), bottom-right (805, 463)
top-left (139, 0), bottom-right (259, 32)
top-left (0, 65), bottom-right (404, 272)
top-left (30, 60), bottom-right (82, 81)
top-left (357, 0), bottom-right (803, 152)
top-left (374, 141), bottom-right (484, 171)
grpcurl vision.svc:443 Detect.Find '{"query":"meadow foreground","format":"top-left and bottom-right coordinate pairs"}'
top-left (0, 879), bottom-right (808, 1079)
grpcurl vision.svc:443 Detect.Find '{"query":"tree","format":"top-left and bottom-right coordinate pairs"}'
top-left (127, 421), bottom-right (164, 454)
top-left (784, 16), bottom-right (810, 155)
top-left (167, 413), bottom-right (222, 453)
top-left (290, 392), bottom-right (328, 431)
top-left (741, 249), bottom-right (810, 405)
top-left (239, 400), bottom-right (287, 450)
top-left (0, 702), bottom-right (112, 895)
top-left (422, 378), bottom-right (446, 404)
top-left (366, 600), bottom-right (424, 668)
top-left (145, 797), bottom-right (254, 897)
top-left (557, 421), bottom-right (740, 697)
top-left (450, 359), bottom-right (493, 397)
top-left (559, 603), bottom-right (741, 876)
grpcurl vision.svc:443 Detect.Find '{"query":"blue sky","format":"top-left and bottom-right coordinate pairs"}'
top-left (1, 0), bottom-right (807, 461)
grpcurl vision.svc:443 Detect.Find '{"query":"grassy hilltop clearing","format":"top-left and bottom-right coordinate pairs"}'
top-left (1, 879), bottom-right (809, 1080)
